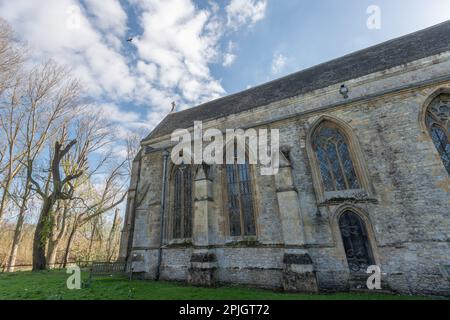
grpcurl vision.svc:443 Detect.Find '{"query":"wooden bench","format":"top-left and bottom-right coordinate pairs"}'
top-left (88, 261), bottom-right (130, 283)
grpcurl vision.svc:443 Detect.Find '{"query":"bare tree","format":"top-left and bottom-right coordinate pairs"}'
top-left (0, 19), bottom-right (26, 221)
top-left (27, 108), bottom-right (127, 269)
top-left (0, 17), bottom-right (25, 97)
top-left (6, 62), bottom-right (78, 271)
top-left (0, 75), bottom-right (26, 221)
top-left (61, 160), bottom-right (128, 266)
top-left (44, 111), bottom-right (124, 265)
top-left (29, 136), bottom-right (84, 270)
top-left (1, 19), bottom-right (132, 270)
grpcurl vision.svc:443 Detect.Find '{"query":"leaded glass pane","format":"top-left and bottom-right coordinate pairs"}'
top-left (426, 96), bottom-right (450, 175)
top-left (316, 146), bottom-right (333, 190)
top-left (431, 125), bottom-right (450, 174)
top-left (327, 142), bottom-right (346, 190)
top-left (173, 169), bottom-right (182, 239)
top-left (183, 168), bottom-right (192, 238)
top-left (225, 148), bottom-right (256, 237)
top-left (339, 142), bottom-right (360, 189)
top-left (313, 123), bottom-right (361, 192)
top-left (172, 165), bottom-right (193, 239)
top-left (238, 163), bottom-right (256, 236)
top-left (227, 164), bottom-right (242, 236)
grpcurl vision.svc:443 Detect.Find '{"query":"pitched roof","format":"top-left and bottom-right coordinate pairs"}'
top-left (144, 20), bottom-right (450, 141)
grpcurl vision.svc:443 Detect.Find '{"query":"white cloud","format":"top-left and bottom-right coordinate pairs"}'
top-left (83, 0), bottom-right (127, 37)
top-left (271, 53), bottom-right (287, 75)
top-left (97, 103), bottom-right (140, 123)
top-left (131, 0), bottom-right (226, 110)
top-left (0, 0), bottom-right (135, 99)
top-left (137, 61), bottom-right (158, 82)
top-left (223, 40), bottom-right (237, 67)
top-left (226, 0), bottom-right (267, 30)
top-left (83, 0), bottom-right (128, 49)
top-left (0, 0), bottom-right (269, 136)
top-left (223, 52), bottom-right (237, 67)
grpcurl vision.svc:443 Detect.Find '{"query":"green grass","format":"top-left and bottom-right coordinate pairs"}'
top-left (0, 270), bottom-right (437, 300)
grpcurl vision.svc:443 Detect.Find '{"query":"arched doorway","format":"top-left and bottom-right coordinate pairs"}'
top-left (339, 211), bottom-right (375, 273)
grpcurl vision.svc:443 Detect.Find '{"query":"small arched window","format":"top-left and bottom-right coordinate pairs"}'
top-left (425, 96), bottom-right (450, 175)
top-left (339, 211), bottom-right (375, 273)
top-left (225, 146), bottom-right (256, 237)
top-left (312, 123), bottom-right (361, 192)
top-left (172, 164), bottom-right (193, 239)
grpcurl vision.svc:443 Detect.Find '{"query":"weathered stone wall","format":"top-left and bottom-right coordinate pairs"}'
top-left (123, 52), bottom-right (450, 296)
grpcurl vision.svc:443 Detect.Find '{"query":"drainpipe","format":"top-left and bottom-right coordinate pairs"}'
top-left (155, 150), bottom-right (170, 281)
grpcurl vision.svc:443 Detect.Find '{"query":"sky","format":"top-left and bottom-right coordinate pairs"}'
top-left (1, 0), bottom-right (450, 146)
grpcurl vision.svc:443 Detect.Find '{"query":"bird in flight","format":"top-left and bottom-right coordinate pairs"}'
top-left (127, 37), bottom-right (133, 42)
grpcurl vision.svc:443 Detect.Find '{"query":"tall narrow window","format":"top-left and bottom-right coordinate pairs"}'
top-left (225, 147), bottom-right (256, 237)
top-left (426, 96), bottom-right (450, 174)
top-left (172, 165), bottom-right (193, 239)
top-left (312, 123), bottom-right (361, 192)
top-left (339, 211), bottom-right (375, 273)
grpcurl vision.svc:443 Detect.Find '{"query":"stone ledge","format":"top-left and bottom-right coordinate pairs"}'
top-left (318, 190), bottom-right (378, 206)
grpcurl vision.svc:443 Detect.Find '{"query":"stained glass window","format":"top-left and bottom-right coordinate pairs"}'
top-left (426, 96), bottom-right (450, 175)
top-left (226, 146), bottom-right (256, 237)
top-left (172, 165), bottom-right (193, 239)
top-left (312, 123), bottom-right (361, 192)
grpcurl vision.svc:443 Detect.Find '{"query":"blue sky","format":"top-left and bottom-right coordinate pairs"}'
top-left (215, 0), bottom-right (450, 92)
top-left (1, 0), bottom-right (450, 150)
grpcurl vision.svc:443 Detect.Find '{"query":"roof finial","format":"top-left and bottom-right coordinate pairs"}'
top-left (170, 101), bottom-right (176, 113)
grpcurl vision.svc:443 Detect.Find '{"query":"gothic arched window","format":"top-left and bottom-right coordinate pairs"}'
top-left (425, 96), bottom-right (450, 175)
top-left (172, 164), bottom-right (193, 239)
top-left (312, 123), bottom-right (361, 192)
top-left (225, 147), bottom-right (256, 237)
top-left (339, 211), bottom-right (375, 273)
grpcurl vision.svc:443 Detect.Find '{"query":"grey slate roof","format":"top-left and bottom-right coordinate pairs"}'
top-left (144, 20), bottom-right (450, 141)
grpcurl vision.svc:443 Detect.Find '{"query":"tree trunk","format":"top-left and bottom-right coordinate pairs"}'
top-left (62, 224), bottom-right (77, 268)
top-left (0, 143), bottom-right (21, 221)
top-left (0, 177), bottom-right (11, 221)
top-left (32, 197), bottom-right (53, 271)
top-left (106, 209), bottom-right (120, 262)
top-left (47, 204), bottom-right (69, 269)
top-left (0, 150), bottom-right (13, 221)
top-left (46, 240), bottom-right (59, 269)
top-left (87, 221), bottom-right (97, 261)
top-left (7, 182), bottom-right (31, 272)
top-left (7, 209), bottom-right (25, 272)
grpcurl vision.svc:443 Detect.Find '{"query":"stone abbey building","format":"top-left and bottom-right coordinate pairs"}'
top-left (119, 21), bottom-right (450, 296)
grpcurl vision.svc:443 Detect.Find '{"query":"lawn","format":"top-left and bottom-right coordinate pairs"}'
top-left (0, 270), bottom-right (436, 300)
